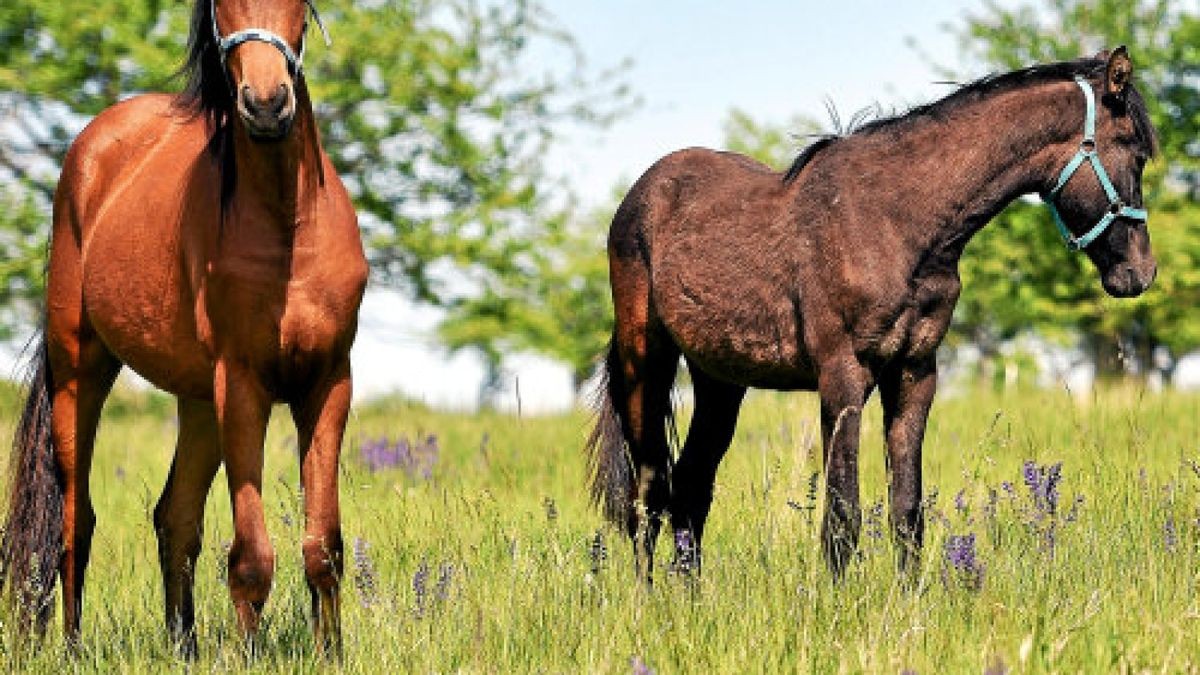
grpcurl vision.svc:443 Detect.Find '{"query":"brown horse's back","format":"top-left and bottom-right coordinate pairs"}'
top-left (610, 147), bottom-right (817, 389)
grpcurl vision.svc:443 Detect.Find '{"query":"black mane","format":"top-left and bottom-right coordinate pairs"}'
top-left (783, 56), bottom-right (1157, 184)
top-left (175, 0), bottom-right (232, 122)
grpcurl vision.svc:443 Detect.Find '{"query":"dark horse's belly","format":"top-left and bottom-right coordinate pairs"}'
top-left (655, 271), bottom-right (818, 391)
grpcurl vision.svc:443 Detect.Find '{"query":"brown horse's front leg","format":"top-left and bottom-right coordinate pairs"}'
top-left (879, 359), bottom-right (936, 582)
top-left (289, 361), bottom-right (352, 660)
top-left (817, 360), bottom-right (873, 579)
top-left (213, 360), bottom-right (276, 646)
top-left (154, 398), bottom-right (222, 659)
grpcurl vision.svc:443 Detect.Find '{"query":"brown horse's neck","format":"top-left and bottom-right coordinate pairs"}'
top-left (835, 79), bottom-right (1087, 262)
top-left (227, 84), bottom-right (322, 228)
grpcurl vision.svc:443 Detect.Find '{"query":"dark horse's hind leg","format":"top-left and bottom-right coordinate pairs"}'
top-left (817, 357), bottom-right (874, 578)
top-left (879, 359), bottom-right (936, 582)
top-left (613, 327), bottom-right (679, 585)
top-left (154, 398), bottom-right (222, 658)
top-left (668, 361), bottom-right (745, 573)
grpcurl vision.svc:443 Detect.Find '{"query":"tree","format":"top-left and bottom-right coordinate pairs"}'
top-left (934, 0), bottom-right (1200, 379)
top-left (436, 196), bottom-right (615, 396)
top-left (0, 0), bottom-right (632, 388)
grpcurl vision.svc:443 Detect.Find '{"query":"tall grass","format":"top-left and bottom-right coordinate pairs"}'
top-left (0, 380), bottom-right (1198, 671)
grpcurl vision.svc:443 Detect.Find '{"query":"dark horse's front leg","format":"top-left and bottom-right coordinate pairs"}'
top-left (879, 359), bottom-right (936, 581)
top-left (817, 358), bottom-right (874, 578)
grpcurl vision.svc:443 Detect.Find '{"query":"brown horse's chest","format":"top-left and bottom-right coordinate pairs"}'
top-left (202, 263), bottom-right (358, 390)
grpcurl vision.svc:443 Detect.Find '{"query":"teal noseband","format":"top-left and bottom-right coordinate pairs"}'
top-left (1042, 76), bottom-right (1148, 251)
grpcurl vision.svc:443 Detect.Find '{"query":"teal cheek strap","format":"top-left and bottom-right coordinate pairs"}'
top-left (1042, 76), bottom-right (1148, 252)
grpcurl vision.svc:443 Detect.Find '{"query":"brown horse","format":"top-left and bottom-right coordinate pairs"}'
top-left (1, 0), bottom-right (366, 657)
top-left (587, 48), bottom-right (1157, 582)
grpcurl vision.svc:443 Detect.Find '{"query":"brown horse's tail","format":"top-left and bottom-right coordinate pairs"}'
top-left (585, 341), bottom-right (634, 528)
top-left (1, 336), bottom-right (63, 631)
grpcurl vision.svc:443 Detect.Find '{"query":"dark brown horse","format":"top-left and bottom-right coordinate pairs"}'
top-left (587, 48), bottom-right (1157, 582)
top-left (1, 0), bottom-right (366, 657)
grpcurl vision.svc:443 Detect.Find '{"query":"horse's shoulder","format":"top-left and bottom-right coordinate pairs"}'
top-left (65, 94), bottom-right (201, 171)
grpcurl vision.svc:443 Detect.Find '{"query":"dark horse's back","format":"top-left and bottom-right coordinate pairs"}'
top-left (608, 147), bottom-right (819, 390)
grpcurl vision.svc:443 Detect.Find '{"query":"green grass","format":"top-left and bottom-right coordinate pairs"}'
top-left (1, 379), bottom-right (1199, 672)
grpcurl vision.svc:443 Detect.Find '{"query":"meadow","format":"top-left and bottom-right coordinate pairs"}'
top-left (0, 378), bottom-right (1198, 673)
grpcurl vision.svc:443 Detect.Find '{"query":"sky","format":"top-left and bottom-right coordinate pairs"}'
top-left (349, 0), bottom-right (989, 410)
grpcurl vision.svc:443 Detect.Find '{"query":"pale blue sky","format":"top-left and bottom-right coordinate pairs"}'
top-left (542, 0), bottom-right (981, 206)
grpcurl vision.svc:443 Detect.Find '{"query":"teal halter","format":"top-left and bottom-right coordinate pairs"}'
top-left (1042, 76), bottom-right (1148, 251)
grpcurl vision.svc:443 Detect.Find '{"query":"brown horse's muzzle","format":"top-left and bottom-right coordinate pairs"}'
top-left (237, 82), bottom-right (296, 140)
top-left (229, 43), bottom-right (297, 141)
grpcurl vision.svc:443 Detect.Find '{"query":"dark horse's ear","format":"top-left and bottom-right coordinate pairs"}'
top-left (1104, 45), bottom-right (1133, 97)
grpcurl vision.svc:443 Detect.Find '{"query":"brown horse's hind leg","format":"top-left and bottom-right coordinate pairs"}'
top-left (879, 360), bottom-right (936, 583)
top-left (154, 398), bottom-right (222, 658)
top-left (213, 361), bottom-right (275, 644)
top-left (668, 361), bottom-right (745, 573)
top-left (289, 361), bottom-right (352, 660)
top-left (48, 329), bottom-right (120, 644)
top-left (817, 357), bottom-right (874, 579)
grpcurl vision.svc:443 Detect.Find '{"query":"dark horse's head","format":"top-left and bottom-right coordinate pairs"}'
top-left (180, 0), bottom-right (323, 141)
top-left (1048, 47), bottom-right (1158, 298)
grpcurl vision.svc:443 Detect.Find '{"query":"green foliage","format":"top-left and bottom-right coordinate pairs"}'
top-left (0, 189), bottom-right (47, 341)
top-left (437, 199), bottom-right (614, 392)
top-left (722, 107), bottom-right (821, 169)
top-left (0, 0), bottom-right (631, 381)
top-left (3, 384), bottom-right (1200, 669)
top-left (941, 0), bottom-right (1200, 371)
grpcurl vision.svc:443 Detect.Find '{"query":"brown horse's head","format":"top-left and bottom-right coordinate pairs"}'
top-left (211, 0), bottom-right (311, 140)
top-left (1048, 47), bottom-right (1158, 298)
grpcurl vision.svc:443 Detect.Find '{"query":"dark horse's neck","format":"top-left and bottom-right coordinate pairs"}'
top-left (821, 77), bottom-right (1089, 263)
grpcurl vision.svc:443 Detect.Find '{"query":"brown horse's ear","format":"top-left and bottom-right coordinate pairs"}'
top-left (1105, 45), bottom-right (1133, 97)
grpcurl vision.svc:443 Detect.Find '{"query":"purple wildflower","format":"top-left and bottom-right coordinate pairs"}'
top-left (413, 560), bottom-right (430, 616)
top-left (352, 537), bottom-right (379, 607)
top-left (942, 533), bottom-right (985, 591)
top-left (631, 655), bottom-right (655, 675)
top-left (673, 529), bottom-right (698, 574)
top-left (359, 433), bottom-right (439, 479)
top-left (1022, 460), bottom-right (1062, 517)
top-left (864, 500), bottom-right (884, 541)
top-left (954, 489), bottom-right (968, 516)
top-left (589, 530), bottom-right (608, 574)
top-left (1164, 517), bottom-right (1178, 552)
top-left (435, 563), bottom-right (455, 602)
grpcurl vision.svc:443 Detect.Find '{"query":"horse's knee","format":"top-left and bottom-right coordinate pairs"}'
top-left (302, 531), bottom-right (344, 591)
top-left (227, 539), bottom-right (275, 603)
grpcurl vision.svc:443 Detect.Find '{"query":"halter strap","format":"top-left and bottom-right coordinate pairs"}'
top-left (211, 0), bottom-right (332, 76)
top-left (1042, 76), bottom-right (1148, 251)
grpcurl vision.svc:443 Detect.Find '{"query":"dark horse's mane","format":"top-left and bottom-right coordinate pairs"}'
top-left (783, 56), bottom-right (1157, 183)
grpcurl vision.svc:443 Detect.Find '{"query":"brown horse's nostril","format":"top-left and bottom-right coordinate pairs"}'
top-left (241, 84), bottom-right (290, 119)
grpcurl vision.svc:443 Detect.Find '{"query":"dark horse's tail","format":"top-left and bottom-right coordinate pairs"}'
top-left (585, 341), bottom-right (632, 527)
top-left (1, 336), bottom-right (63, 631)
